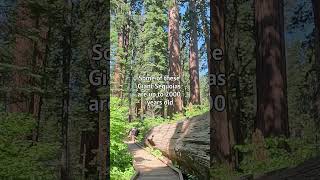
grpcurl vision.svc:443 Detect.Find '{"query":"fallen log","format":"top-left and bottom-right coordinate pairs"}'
top-left (144, 113), bottom-right (210, 180)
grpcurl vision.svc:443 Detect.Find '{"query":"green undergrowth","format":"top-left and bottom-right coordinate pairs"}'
top-left (210, 136), bottom-right (320, 180)
top-left (110, 97), bottom-right (209, 179)
top-left (0, 113), bottom-right (59, 179)
top-left (130, 104), bottom-right (209, 143)
top-left (110, 98), bottom-right (135, 180)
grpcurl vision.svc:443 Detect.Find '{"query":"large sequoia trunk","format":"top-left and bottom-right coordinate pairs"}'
top-left (9, 1), bottom-right (48, 143)
top-left (210, 0), bottom-right (235, 167)
top-left (255, 0), bottom-right (289, 137)
top-left (30, 16), bottom-right (48, 143)
top-left (189, 0), bottom-right (200, 105)
top-left (113, 0), bottom-right (130, 99)
top-left (8, 1), bottom-right (35, 113)
top-left (199, 0), bottom-right (210, 68)
top-left (312, 0), bottom-right (320, 128)
top-left (113, 32), bottom-right (124, 98)
top-left (168, 0), bottom-right (183, 115)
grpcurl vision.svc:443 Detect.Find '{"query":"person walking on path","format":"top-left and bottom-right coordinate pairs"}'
top-left (128, 127), bottom-right (139, 143)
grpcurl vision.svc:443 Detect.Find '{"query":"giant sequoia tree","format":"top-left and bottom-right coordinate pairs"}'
top-left (255, 0), bottom-right (289, 137)
top-left (113, 32), bottom-right (124, 97)
top-left (9, 0), bottom-right (48, 143)
top-left (168, 0), bottom-right (183, 114)
top-left (113, 0), bottom-right (130, 98)
top-left (8, 1), bottom-right (34, 113)
top-left (189, 0), bottom-right (200, 105)
top-left (210, 0), bottom-right (235, 167)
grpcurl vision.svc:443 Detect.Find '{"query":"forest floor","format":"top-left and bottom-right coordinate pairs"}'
top-left (126, 141), bottom-right (180, 180)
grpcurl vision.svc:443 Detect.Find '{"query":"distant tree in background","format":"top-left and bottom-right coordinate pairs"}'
top-left (188, 0), bottom-right (200, 105)
top-left (8, 1), bottom-right (34, 113)
top-left (168, 0), bottom-right (183, 115)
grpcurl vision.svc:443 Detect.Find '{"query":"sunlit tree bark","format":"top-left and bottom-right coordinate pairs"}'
top-left (189, 0), bottom-right (200, 105)
top-left (168, 0), bottom-right (183, 115)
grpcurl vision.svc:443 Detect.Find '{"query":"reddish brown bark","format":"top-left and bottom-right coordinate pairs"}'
top-left (122, 20), bottom-right (130, 100)
top-left (255, 0), bottom-right (289, 137)
top-left (31, 16), bottom-right (48, 142)
top-left (189, 0), bottom-right (200, 105)
top-left (168, 1), bottom-right (183, 115)
top-left (8, 2), bottom-right (48, 144)
top-left (113, 1), bottom-right (130, 99)
top-left (113, 32), bottom-right (124, 98)
top-left (8, 1), bottom-right (35, 113)
top-left (210, 0), bottom-right (235, 167)
top-left (7, 1), bottom-right (49, 145)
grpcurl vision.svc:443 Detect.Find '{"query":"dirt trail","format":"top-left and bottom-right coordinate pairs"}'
top-left (127, 142), bottom-right (180, 180)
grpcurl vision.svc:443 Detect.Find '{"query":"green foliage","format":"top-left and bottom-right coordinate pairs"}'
top-left (0, 113), bottom-right (59, 179)
top-left (110, 97), bottom-right (135, 180)
top-left (185, 104), bottom-right (209, 118)
top-left (237, 137), bottom-right (318, 175)
top-left (210, 164), bottom-right (238, 180)
top-left (110, 167), bottom-right (135, 180)
top-left (130, 105), bottom-right (208, 143)
top-left (212, 137), bottom-right (320, 179)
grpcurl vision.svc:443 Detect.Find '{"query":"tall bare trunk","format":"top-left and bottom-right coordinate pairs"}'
top-left (113, 1), bottom-right (130, 99)
top-left (61, 1), bottom-right (72, 179)
top-left (128, 47), bottom-right (135, 122)
top-left (168, 0), bottom-right (183, 115)
top-left (31, 16), bottom-right (49, 143)
top-left (210, 0), bottom-right (235, 167)
top-left (199, 0), bottom-right (210, 67)
top-left (98, 112), bottom-right (107, 180)
top-left (189, 0), bottom-right (200, 105)
top-left (230, 0), bottom-right (243, 145)
top-left (255, 0), bottom-right (289, 137)
top-left (113, 32), bottom-right (124, 97)
top-left (9, 1), bottom-right (48, 144)
top-left (8, 1), bottom-right (34, 113)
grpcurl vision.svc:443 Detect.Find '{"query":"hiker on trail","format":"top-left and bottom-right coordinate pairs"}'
top-left (128, 127), bottom-right (139, 142)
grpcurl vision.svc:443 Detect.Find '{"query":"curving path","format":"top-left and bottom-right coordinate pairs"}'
top-left (127, 142), bottom-right (180, 180)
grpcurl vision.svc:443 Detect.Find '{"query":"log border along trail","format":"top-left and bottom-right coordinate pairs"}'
top-left (126, 141), bottom-right (183, 180)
